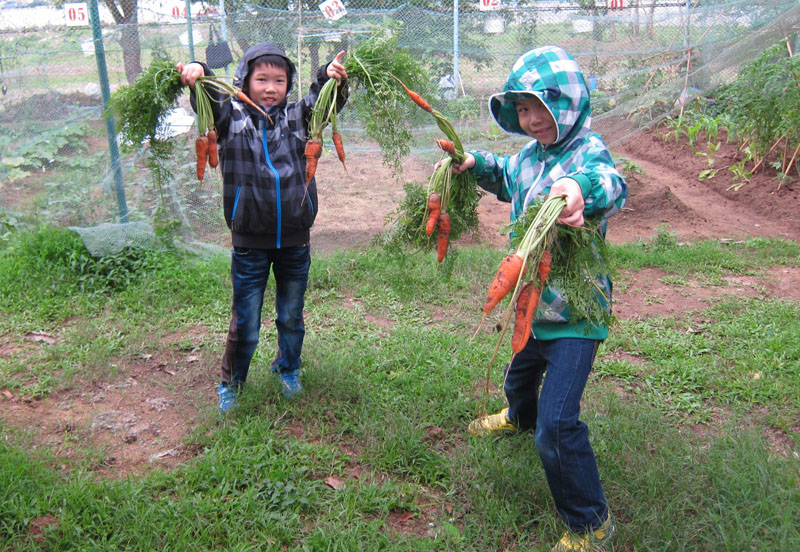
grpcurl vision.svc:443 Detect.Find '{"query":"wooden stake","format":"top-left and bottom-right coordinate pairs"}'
top-left (751, 136), bottom-right (784, 173)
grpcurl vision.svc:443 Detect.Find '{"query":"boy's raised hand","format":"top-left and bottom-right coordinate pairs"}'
top-left (549, 177), bottom-right (585, 227)
top-left (177, 62), bottom-right (205, 89)
top-left (327, 51), bottom-right (348, 83)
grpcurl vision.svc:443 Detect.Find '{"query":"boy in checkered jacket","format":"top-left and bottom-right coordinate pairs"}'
top-left (449, 46), bottom-right (627, 552)
top-left (179, 42), bottom-right (347, 412)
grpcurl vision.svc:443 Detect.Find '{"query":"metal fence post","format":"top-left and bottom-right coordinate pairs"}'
top-left (453, 0), bottom-right (459, 95)
top-left (87, 0), bottom-right (128, 223)
top-left (185, 0), bottom-right (195, 60)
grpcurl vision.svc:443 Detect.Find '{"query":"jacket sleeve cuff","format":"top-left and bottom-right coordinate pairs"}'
top-left (569, 173), bottom-right (593, 198)
top-left (470, 152), bottom-right (486, 174)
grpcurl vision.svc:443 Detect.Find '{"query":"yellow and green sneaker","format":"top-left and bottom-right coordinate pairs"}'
top-left (467, 407), bottom-right (517, 437)
top-left (551, 513), bottom-right (615, 552)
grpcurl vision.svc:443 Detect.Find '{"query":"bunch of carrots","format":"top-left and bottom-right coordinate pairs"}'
top-left (304, 77), bottom-right (347, 203)
top-left (394, 75), bottom-right (476, 263)
top-left (192, 77), bottom-right (269, 181)
top-left (475, 195), bottom-right (566, 400)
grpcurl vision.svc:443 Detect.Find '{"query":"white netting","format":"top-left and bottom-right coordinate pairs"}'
top-left (1, 0), bottom-right (798, 254)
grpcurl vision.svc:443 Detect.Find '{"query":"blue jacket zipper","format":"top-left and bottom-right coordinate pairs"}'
top-left (262, 111), bottom-right (282, 248)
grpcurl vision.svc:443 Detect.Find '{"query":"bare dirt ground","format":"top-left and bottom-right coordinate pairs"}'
top-left (2, 127), bottom-right (799, 480)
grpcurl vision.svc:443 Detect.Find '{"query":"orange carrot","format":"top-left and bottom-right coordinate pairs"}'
top-left (398, 81), bottom-right (433, 113)
top-left (437, 213), bottom-right (451, 263)
top-left (332, 131), bottom-right (348, 175)
top-left (304, 138), bottom-right (323, 185)
top-left (207, 129), bottom-right (219, 168)
top-left (483, 253), bottom-right (526, 316)
top-left (537, 249), bottom-right (552, 285)
top-left (425, 193), bottom-right (441, 236)
top-left (511, 282), bottom-right (540, 354)
top-left (435, 139), bottom-right (456, 156)
top-left (195, 135), bottom-right (209, 181)
top-left (236, 90), bottom-right (265, 114)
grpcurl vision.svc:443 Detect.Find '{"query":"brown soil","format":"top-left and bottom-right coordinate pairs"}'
top-left (1, 126), bottom-right (798, 480)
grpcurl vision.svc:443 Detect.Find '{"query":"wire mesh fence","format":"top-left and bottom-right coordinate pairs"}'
top-left (1, 0), bottom-right (798, 251)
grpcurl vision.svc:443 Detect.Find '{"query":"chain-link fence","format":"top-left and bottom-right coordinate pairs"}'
top-left (1, 0), bottom-right (798, 251)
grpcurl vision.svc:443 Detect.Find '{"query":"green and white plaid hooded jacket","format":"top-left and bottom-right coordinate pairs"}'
top-left (470, 45), bottom-right (627, 340)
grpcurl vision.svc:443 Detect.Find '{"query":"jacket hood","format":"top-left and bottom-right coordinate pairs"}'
top-left (234, 41), bottom-right (296, 98)
top-left (489, 46), bottom-right (591, 147)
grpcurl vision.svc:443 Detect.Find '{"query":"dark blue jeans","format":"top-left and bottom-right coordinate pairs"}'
top-left (220, 245), bottom-right (310, 387)
top-left (505, 337), bottom-right (609, 533)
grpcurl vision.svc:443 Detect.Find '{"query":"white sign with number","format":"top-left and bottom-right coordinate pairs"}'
top-left (477, 0), bottom-right (500, 12)
top-left (319, 0), bottom-right (346, 21)
top-left (64, 2), bottom-right (89, 26)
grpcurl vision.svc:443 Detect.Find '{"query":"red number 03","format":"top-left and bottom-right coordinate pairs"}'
top-left (324, 1), bottom-right (342, 17)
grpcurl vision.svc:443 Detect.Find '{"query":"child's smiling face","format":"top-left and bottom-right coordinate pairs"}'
top-left (515, 96), bottom-right (558, 145)
top-left (247, 62), bottom-right (289, 107)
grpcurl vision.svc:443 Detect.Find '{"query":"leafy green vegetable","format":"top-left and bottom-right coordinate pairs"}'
top-left (509, 202), bottom-right (615, 330)
top-left (107, 54), bottom-right (183, 148)
top-left (343, 28), bottom-right (435, 174)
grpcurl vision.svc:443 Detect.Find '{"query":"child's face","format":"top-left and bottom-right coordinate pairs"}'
top-left (515, 97), bottom-right (558, 145)
top-left (247, 63), bottom-right (289, 107)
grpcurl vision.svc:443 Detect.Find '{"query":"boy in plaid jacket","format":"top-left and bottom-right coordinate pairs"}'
top-left (179, 42), bottom-right (347, 412)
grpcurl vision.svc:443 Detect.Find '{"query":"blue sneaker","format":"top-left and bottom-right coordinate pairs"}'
top-left (217, 383), bottom-right (238, 413)
top-left (279, 370), bottom-right (303, 398)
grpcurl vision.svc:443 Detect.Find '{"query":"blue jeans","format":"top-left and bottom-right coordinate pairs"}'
top-left (220, 245), bottom-right (310, 387)
top-left (505, 337), bottom-right (609, 532)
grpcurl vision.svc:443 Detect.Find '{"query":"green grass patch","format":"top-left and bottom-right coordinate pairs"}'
top-left (1, 228), bottom-right (798, 550)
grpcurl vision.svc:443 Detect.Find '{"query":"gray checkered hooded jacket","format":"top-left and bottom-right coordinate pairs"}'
top-left (194, 41), bottom-right (347, 249)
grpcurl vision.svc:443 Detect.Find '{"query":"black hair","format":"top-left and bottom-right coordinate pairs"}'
top-left (242, 54), bottom-right (290, 95)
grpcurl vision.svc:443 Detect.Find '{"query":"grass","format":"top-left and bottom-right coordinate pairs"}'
top-left (0, 225), bottom-right (799, 551)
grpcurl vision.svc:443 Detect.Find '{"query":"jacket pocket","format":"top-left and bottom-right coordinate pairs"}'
top-left (230, 183), bottom-right (278, 235)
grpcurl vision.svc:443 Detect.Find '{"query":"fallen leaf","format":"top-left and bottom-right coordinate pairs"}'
top-left (324, 476), bottom-right (345, 490)
top-left (1, 388), bottom-right (13, 400)
top-left (424, 426), bottom-right (445, 440)
top-left (24, 332), bottom-right (57, 345)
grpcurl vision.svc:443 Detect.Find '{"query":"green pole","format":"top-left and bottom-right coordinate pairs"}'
top-left (88, 0), bottom-right (128, 223)
top-left (185, 0), bottom-right (194, 60)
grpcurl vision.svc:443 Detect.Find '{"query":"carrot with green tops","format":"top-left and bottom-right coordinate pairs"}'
top-left (207, 129), bottom-right (219, 168)
top-left (236, 90), bottom-right (266, 114)
top-left (332, 131), bottom-right (347, 175)
top-left (195, 135), bottom-right (209, 181)
top-left (511, 282), bottom-right (540, 354)
top-left (435, 139), bottom-right (456, 156)
top-left (304, 138), bottom-right (323, 184)
top-left (537, 249), bottom-right (552, 285)
top-left (425, 193), bottom-right (441, 236)
top-left (483, 253), bottom-right (526, 316)
top-left (437, 212), bottom-right (451, 263)
top-left (391, 75), bottom-right (433, 113)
